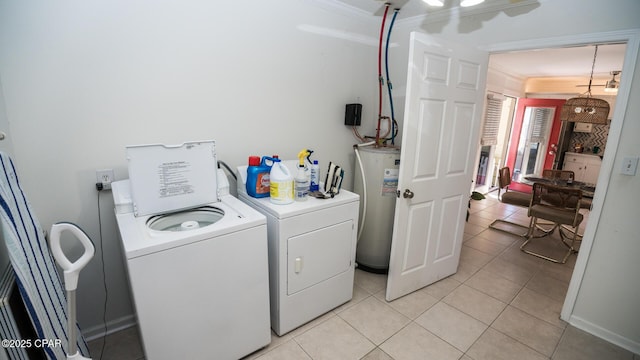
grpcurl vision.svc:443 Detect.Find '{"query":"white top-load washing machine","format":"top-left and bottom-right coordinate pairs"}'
top-left (237, 161), bottom-right (359, 336)
top-left (112, 141), bottom-right (271, 360)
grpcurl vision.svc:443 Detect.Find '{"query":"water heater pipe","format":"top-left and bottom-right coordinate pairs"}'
top-left (376, 4), bottom-right (390, 144)
top-left (385, 8), bottom-right (399, 145)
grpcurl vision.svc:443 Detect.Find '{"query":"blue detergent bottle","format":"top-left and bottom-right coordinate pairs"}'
top-left (246, 156), bottom-right (274, 198)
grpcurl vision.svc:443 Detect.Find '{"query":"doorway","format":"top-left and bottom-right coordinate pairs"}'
top-left (387, 30), bottom-right (636, 334)
top-left (484, 31), bottom-right (638, 330)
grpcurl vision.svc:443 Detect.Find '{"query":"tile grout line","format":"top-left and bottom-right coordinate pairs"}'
top-left (467, 262), bottom-right (554, 359)
top-left (459, 220), bottom-right (557, 359)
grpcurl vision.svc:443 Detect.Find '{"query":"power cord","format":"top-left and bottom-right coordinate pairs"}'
top-left (95, 185), bottom-right (109, 360)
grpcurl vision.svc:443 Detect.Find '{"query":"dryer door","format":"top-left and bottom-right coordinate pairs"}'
top-left (287, 220), bottom-right (353, 295)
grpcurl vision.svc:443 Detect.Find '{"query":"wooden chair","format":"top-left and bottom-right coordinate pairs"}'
top-left (543, 169), bottom-right (591, 240)
top-left (543, 169), bottom-right (592, 210)
top-left (489, 167), bottom-right (531, 236)
top-left (520, 182), bottom-right (583, 264)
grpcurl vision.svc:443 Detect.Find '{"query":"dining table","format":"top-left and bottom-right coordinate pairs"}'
top-left (523, 176), bottom-right (596, 199)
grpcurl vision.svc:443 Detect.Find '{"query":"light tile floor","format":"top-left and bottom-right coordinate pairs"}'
top-left (88, 193), bottom-right (639, 360)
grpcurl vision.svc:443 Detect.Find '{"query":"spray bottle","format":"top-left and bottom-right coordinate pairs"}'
top-left (295, 149), bottom-right (310, 201)
top-left (310, 159), bottom-right (320, 192)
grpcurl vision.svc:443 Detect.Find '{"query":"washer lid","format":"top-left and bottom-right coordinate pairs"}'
top-left (126, 141), bottom-right (218, 216)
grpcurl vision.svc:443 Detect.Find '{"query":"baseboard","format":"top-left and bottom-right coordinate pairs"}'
top-left (569, 315), bottom-right (640, 355)
top-left (82, 314), bottom-right (137, 341)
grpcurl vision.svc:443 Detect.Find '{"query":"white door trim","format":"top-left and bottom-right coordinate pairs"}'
top-left (483, 29), bottom-right (640, 325)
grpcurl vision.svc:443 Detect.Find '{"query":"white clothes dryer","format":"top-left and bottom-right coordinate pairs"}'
top-left (237, 161), bottom-right (359, 336)
top-left (112, 141), bottom-right (270, 360)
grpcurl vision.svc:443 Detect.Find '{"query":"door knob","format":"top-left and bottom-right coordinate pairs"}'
top-left (403, 189), bottom-right (414, 199)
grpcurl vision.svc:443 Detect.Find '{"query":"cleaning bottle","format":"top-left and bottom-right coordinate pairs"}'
top-left (295, 149), bottom-right (310, 201)
top-left (270, 158), bottom-right (294, 204)
top-left (310, 160), bottom-right (320, 192)
top-left (246, 156), bottom-right (273, 198)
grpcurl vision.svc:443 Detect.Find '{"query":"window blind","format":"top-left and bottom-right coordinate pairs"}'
top-left (480, 95), bottom-right (503, 146)
top-left (529, 108), bottom-right (552, 143)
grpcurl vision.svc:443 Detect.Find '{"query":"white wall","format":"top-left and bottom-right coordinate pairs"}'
top-left (389, 0), bottom-right (640, 353)
top-left (569, 54), bottom-right (640, 351)
top-left (0, 74), bottom-right (13, 273)
top-left (0, 0), bottom-right (380, 336)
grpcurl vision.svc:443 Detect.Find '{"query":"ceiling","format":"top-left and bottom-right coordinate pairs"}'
top-left (489, 44), bottom-right (626, 79)
top-left (329, 0), bottom-right (626, 78)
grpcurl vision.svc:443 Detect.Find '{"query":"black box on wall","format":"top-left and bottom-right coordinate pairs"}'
top-left (345, 104), bottom-right (362, 126)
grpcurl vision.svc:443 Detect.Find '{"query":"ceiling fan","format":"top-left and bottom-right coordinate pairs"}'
top-left (373, 0), bottom-right (410, 15)
top-left (372, 0), bottom-right (490, 16)
top-left (577, 70), bottom-right (621, 92)
top-left (422, 0), bottom-right (485, 6)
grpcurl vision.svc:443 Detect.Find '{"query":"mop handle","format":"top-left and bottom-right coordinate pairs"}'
top-left (67, 289), bottom-right (78, 356)
top-left (49, 222), bottom-right (95, 359)
top-left (49, 222), bottom-right (95, 291)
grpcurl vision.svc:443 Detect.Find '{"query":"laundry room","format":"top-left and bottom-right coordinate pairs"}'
top-left (2, 0), bottom-right (640, 359)
top-left (0, 0), bottom-right (379, 351)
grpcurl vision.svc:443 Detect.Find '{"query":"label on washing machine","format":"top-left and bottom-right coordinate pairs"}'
top-left (127, 141), bottom-right (219, 216)
top-left (158, 161), bottom-right (195, 198)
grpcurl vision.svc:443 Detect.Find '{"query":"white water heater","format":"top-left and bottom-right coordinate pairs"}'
top-left (354, 145), bottom-right (400, 273)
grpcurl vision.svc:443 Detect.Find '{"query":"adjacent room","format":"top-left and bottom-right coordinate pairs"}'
top-left (1, 0), bottom-right (639, 359)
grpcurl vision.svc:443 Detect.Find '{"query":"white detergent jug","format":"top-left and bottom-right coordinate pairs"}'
top-left (269, 160), bottom-right (294, 205)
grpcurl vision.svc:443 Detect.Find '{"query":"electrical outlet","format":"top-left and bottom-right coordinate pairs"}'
top-left (96, 169), bottom-right (115, 190)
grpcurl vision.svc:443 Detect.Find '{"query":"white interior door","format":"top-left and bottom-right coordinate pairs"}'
top-left (386, 32), bottom-right (488, 301)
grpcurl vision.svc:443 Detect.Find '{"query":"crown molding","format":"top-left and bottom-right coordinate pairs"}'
top-left (306, 0), bottom-right (379, 25)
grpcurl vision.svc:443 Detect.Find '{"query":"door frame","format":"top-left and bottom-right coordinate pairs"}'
top-left (505, 98), bottom-right (566, 193)
top-left (483, 29), bottom-right (639, 328)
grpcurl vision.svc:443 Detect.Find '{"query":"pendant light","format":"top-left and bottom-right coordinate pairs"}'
top-left (604, 70), bottom-right (620, 93)
top-left (561, 45), bottom-right (610, 124)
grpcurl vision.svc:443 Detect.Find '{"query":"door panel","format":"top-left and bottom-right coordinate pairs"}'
top-left (287, 221), bottom-right (353, 295)
top-left (402, 202), bottom-right (431, 272)
top-left (386, 32), bottom-right (488, 301)
top-left (449, 103), bottom-right (475, 173)
top-left (436, 196), bottom-right (463, 260)
top-left (415, 99), bottom-right (443, 177)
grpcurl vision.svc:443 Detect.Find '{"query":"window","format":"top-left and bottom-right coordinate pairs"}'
top-left (480, 94), bottom-right (504, 146)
